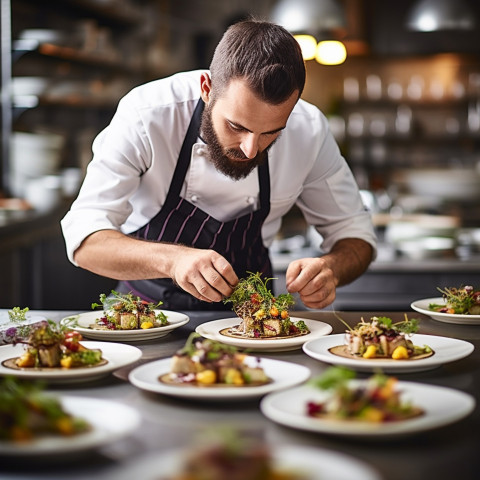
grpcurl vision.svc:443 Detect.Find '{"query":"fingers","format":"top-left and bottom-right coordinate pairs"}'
top-left (286, 258), bottom-right (336, 309)
top-left (173, 249), bottom-right (238, 303)
top-left (286, 258), bottom-right (322, 293)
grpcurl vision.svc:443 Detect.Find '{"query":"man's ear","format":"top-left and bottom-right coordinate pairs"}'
top-left (200, 72), bottom-right (212, 105)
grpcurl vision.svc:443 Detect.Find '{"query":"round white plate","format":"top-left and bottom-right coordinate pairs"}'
top-left (302, 333), bottom-right (474, 373)
top-left (109, 445), bottom-right (381, 480)
top-left (60, 310), bottom-right (189, 341)
top-left (129, 356), bottom-right (311, 401)
top-left (411, 297), bottom-right (480, 325)
top-left (0, 396), bottom-right (140, 455)
top-left (0, 313), bottom-right (46, 344)
top-left (0, 341), bottom-right (142, 383)
top-left (195, 317), bottom-right (332, 352)
top-left (261, 382), bottom-right (475, 437)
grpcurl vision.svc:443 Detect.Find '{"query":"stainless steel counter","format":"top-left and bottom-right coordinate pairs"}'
top-left (1, 309), bottom-right (480, 480)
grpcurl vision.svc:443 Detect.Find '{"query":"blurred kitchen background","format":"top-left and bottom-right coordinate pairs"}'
top-left (1, 0), bottom-right (480, 310)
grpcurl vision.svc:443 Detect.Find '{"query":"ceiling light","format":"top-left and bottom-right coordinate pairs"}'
top-left (315, 40), bottom-right (347, 65)
top-left (406, 0), bottom-right (475, 31)
top-left (270, 0), bottom-right (346, 34)
top-left (294, 34), bottom-right (317, 60)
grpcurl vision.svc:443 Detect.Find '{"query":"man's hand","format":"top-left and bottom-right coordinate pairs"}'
top-left (285, 257), bottom-right (337, 309)
top-left (169, 246), bottom-right (238, 303)
top-left (74, 230), bottom-right (238, 304)
top-left (285, 238), bottom-right (373, 309)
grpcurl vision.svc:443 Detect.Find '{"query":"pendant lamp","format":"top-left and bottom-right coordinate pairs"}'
top-left (270, 0), bottom-right (346, 34)
top-left (406, 0), bottom-right (475, 31)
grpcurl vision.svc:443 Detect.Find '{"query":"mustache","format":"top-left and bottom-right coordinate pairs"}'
top-left (225, 149), bottom-right (249, 161)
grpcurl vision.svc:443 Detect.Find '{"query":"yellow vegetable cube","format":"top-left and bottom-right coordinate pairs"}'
top-left (56, 417), bottom-right (75, 435)
top-left (60, 356), bottom-right (73, 368)
top-left (196, 369), bottom-right (216, 384)
top-left (140, 321), bottom-right (154, 329)
top-left (392, 346), bottom-right (409, 360)
top-left (224, 368), bottom-right (244, 385)
top-left (360, 407), bottom-right (385, 422)
top-left (362, 345), bottom-right (377, 359)
top-left (254, 308), bottom-right (266, 319)
top-left (15, 352), bottom-right (35, 368)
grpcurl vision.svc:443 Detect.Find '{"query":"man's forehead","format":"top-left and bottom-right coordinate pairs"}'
top-left (213, 79), bottom-right (297, 130)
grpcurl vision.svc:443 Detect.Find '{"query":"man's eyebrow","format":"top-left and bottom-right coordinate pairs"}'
top-left (228, 120), bottom-right (286, 135)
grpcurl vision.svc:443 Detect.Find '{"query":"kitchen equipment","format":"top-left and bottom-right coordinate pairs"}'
top-left (24, 175), bottom-right (62, 212)
top-left (10, 131), bottom-right (65, 197)
top-left (399, 168), bottom-right (480, 201)
top-left (395, 236), bottom-right (456, 260)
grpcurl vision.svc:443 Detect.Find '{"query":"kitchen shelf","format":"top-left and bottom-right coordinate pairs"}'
top-left (18, 0), bottom-right (145, 28)
top-left (13, 40), bottom-right (137, 73)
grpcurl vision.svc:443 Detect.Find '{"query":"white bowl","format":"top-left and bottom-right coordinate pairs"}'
top-left (401, 168), bottom-right (480, 201)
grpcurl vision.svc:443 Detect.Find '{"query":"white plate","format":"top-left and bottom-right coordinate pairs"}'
top-left (0, 313), bottom-right (46, 344)
top-left (261, 382), bottom-right (475, 437)
top-left (0, 396), bottom-right (140, 455)
top-left (302, 333), bottom-right (474, 373)
top-left (60, 310), bottom-right (189, 341)
top-left (109, 445), bottom-right (382, 480)
top-left (411, 297), bottom-right (480, 325)
top-left (129, 356), bottom-right (311, 401)
top-left (0, 341), bottom-right (142, 383)
top-left (195, 317), bottom-right (332, 352)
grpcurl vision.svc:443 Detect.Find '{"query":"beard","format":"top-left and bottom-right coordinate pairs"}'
top-left (200, 104), bottom-right (273, 181)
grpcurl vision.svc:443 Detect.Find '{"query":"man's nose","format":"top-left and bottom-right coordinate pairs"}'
top-left (239, 133), bottom-right (259, 159)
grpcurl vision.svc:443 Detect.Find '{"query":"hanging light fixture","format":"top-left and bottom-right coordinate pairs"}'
top-left (270, 0), bottom-right (347, 65)
top-left (406, 0), bottom-right (475, 32)
top-left (316, 40), bottom-right (347, 65)
top-left (270, 0), bottom-right (346, 33)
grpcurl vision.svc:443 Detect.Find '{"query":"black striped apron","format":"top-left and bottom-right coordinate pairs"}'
top-left (117, 99), bottom-right (272, 310)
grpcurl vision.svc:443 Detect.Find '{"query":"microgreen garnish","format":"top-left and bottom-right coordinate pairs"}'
top-left (7, 307), bottom-right (29, 323)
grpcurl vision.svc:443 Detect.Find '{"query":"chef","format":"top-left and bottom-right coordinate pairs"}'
top-left (61, 19), bottom-right (377, 311)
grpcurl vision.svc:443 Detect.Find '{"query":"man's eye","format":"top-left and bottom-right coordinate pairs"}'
top-left (228, 123), bottom-right (244, 132)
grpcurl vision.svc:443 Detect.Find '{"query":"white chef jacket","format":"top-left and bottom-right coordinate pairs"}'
top-left (61, 70), bottom-right (376, 265)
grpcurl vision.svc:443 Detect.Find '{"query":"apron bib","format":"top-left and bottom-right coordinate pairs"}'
top-left (117, 99), bottom-right (272, 310)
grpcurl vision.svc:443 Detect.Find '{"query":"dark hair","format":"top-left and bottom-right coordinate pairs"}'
top-left (209, 19), bottom-right (306, 104)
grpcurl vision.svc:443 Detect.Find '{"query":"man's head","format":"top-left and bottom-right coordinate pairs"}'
top-left (199, 19), bottom-right (305, 180)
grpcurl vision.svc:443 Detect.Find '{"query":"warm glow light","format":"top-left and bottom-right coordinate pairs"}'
top-left (294, 34), bottom-right (317, 60)
top-left (315, 40), bottom-right (347, 65)
top-left (416, 14), bottom-right (437, 31)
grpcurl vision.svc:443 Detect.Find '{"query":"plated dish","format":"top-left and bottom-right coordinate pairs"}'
top-left (305, 367), bottom-right (424, 423)
top-left (0, 341), bottom-right (142, 383)
top-left (222, 272), bottom-right (309, 339)
top-left (109, 445), bottom-right (382, 480)
top-left (196, 317), bottom-right (332, 352)
top-left (260, 381), bottom-right (475, 437)
top-left (61, 310), bottom-right (189, 341)
top-left (0, 311), bottom-right (45, 345)
top-left (303, 333), bottom-right (474, 373)
top-left (411, 298), bottom-right (480, 325)
top-left (0, 395), bottom-right (140, 455)
top-left (129, 356), bottom-right (311, 400)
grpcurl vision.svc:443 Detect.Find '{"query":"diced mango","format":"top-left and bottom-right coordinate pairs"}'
top-left (392, 346), bottom-right (409, 360)
top-left (140, 321), bottom-right (154, 329)
top-left (56, 417), bottom-right (75, 435)
top-left (60, 356), bottom-right (73, 368)
top-left (362, 345), bottom-right (377, 359)
top-left (224, 368), bottom-right (244, 385)
top-left (360, 407), bottom-right (385, 422)
top-left (15, 352), bottom-right (35, 368)
top-left (196, 369), bottom-right (216, 384)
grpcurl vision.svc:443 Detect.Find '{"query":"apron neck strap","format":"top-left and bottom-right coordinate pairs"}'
top-left (167, 97), bottom-right (270, 215)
